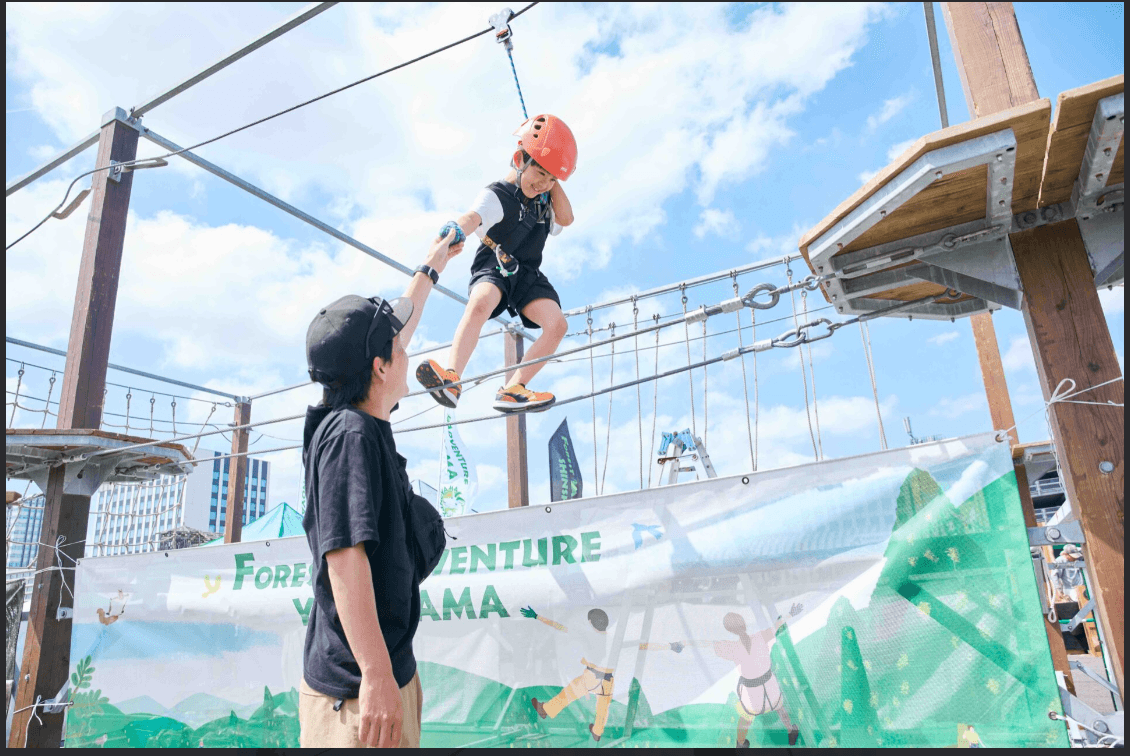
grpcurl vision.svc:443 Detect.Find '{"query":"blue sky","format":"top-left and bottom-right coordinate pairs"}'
top-left (5, 3), bottom-right (1124, 511)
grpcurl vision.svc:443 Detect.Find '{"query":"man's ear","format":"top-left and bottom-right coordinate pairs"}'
top-left (372, 355), bottom-right (389, 382)
top-left (512, 150), bottom-right (527, 170)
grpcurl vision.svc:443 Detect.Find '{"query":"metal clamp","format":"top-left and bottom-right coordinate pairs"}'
top-left (489, 7), bottom-right (515, 49)
top-left (1027, 519), bottom-right (1086, 546)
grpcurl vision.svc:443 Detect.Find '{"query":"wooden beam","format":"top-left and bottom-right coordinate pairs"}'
top-left (1013, 461), bottom-right (1075, 695)
top-left (503, 334), bottom-right (530, 508)
top-left (9, 108), bottom-right (139, 749)
top-left (942, 2), bottom-right (1124, 703)
top-left (939, 1), bottom-right (1030, 461)
top-left (941, 2), bottom-right (1040, 118)
top-left (223, 401), bottom-right (252, 543)
top-left (970, 312), bottom-right (1019, 446)
top-left (1010, 220), bottom-right (1124, 701)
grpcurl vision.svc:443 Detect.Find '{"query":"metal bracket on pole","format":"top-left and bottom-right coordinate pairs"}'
top-left (1069, 659), bottom-right (1122, 698)
top-left (1057, 681), bottom-right (1124, 746)
top-left (809, 129), bottom-right (1020, 321)
top-left (1074, 93), bottom-right (1125, 288)
top-left (1066, 598), bottom-right (1096, 634)
top-left (1027, 520), bottom-right (1087, 547)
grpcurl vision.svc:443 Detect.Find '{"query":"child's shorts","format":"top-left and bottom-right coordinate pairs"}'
top-left (468, 264), bottom-right (562, 329)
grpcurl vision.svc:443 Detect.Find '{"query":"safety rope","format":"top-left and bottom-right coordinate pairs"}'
top-left (633, 299), bottom-right (644, 490)
top-left (505, 47), bottom-right (529, 119)
top-left (732, 275), bottom-right (755, 472)
top-left (787, 264), bottom-right (819, 461)
top-left (587, 308), bottom-right (598, 491)
top-left (802, 290), bottom-right (824, 459)
top-left (6, 3), bottom-right (542, 252)
top-left (647, 315), bottom-right (661, 488)
top-left (860, 321), bottom-right (888, 449)
top-left (702, 316), bottom-right (709, 448)
top-left (599, 324), bottom-right (617, 495)
top-left (680, 286), bottom-right (697, 437)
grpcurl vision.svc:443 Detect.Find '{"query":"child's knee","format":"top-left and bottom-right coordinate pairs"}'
top-left (544, 315), bottom-right (568, 341)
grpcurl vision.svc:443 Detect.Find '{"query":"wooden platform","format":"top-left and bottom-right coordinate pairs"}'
top-left (1040, 75), bottom-right (1124, 207)
top-left (800, 75), bottom-right (1124, 309)
top-left (6, 428), bottom-right (192, 485)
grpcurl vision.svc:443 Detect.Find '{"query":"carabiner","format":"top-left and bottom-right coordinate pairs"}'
top-left (495, 247), bottom-right (520, 278)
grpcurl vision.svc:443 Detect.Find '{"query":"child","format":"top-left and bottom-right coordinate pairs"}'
top-left (416, 114), bottom-right (576, 413)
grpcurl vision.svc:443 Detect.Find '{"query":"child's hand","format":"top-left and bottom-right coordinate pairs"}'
top-left (425, 227), bottom-right (464, 272)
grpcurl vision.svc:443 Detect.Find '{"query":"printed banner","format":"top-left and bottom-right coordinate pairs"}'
top-left (64, 433), bottom-right (1068, 748)
top-left (439, 409), bottom-right (476, 517)
top-left (548, 418), bottom-right (583, 502)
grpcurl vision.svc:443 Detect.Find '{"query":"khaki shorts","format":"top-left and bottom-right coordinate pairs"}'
top-left (299, 673), bottom-right (422, 748)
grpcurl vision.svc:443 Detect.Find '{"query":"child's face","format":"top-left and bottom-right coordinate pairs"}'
top-left (520, 161), bottom-right (557, 198)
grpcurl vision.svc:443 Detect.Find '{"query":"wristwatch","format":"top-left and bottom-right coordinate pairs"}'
top-left (415, 264), bottom-right (439, 285)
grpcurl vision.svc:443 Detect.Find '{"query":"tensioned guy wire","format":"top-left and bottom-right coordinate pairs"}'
top-left (5, 2), bottom-right (541, 251)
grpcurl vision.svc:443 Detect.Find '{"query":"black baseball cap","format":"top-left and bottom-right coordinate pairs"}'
top-left (306, 295), bottom-right (413, 387)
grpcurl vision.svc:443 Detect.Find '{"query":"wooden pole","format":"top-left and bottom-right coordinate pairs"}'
top-left (223, 401), bottom-right (252, 544)
top-left (1010, 221), bottom-right (1124, 700)
top-left (9, 108), bottom-right (139, 749)
top-left (942, 2), bottom-right (1124, 702)
top-left (941, 1), bottom-right (1036, 447)
top-left (504, 333), bottom-right (530, 508)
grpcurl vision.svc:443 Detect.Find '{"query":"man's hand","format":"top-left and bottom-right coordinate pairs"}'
top-left (357, 669), bottom-right (403, 748)
top-left (424, 226), bottom-right (464, 274)
top-left (520, 606), bottom-right (538, 620)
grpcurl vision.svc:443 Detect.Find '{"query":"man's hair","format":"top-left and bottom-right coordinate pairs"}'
top-left (517, 150), bottom-right (546, 173)
top-left (321, 339), bottom-right (394, 410)
top-left (587, 608), bottom-right (609, 632)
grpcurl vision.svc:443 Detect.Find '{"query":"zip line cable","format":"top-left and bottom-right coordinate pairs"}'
top-left (5, 2), bottom-right (541, 252)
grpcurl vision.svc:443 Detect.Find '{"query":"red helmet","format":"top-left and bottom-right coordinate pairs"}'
top-left (514, 114), bottom-right (577, 181)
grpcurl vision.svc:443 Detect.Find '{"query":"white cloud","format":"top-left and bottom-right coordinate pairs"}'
top-left (693, 208), bottom-right (740, 239)
top-left (1098, 286), bottom-right (1124, 316)
top-left (857, 168), bottom-right (879, 184)
top-left (866, 92), bottom-right (913, 130)
top-left (928, 392), bottom-right (986, 418)
top-left (5, 2), bottom-right (898, 508)
top-left (886, 137), bottom-right (916, 162)
top-left (1001, 335), bottom-right (1036, 374)
top-left (927, 331), bottom-right (960, 346)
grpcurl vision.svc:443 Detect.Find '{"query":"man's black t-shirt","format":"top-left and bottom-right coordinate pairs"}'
top-left (301, 404), bottom-right (420, 698)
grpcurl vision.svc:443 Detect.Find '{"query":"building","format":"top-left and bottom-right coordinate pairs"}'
top-left (85, 451), bottom-right (271, 556)
top-left (184, 452), bottom-right (270, 534)
top-left (5, 494), bottom-right (45, 573)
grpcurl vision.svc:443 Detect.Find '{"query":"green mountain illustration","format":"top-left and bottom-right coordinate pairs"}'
top-left (114, 695), bottom-right (169, 717)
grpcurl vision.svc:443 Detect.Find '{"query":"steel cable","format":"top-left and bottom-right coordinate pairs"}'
top-left (6, 3), bottom-right (542, 251)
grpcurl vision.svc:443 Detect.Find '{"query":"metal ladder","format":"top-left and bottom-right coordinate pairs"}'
top-left (652, 429), bottom-right (717, 487)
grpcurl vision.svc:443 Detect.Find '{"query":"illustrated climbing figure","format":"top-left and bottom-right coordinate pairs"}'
top-left (654, 605), bottom-right (803, 748)
top-left (416, 114), bottom-right (577, 413)
top-left (523, 605), bottom-right (614, 742)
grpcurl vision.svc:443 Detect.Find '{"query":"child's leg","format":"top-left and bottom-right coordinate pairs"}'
top-left (449, 283), bottom-right (503, 375)
top-left (509, 298), bottom-right (567, 387)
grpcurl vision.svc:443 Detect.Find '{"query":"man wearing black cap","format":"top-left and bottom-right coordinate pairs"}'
top-left (298, 229), bottom-right (463, 748)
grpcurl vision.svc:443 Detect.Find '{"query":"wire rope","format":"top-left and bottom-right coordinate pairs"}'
top-left (587, 309), bottom-right (598, 493)
top-left (861, 321), bottom-right (888, 450)
top-left (5, 2), bottom-right (541, 251)
top-left (802, 290), bottom-right (824, 460)
top-left (786, 264), bottom-right (818, 460)
top-left (732, 275), bottom-right (755, 472)
top-left (599, 324), bottom-right (616, 495)
top-left (633, 299), bottom-right (643, 490)
top-left (680, 285), bottom-right (697, 437)
top-left (647, 315), bottom-right (660, 488)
